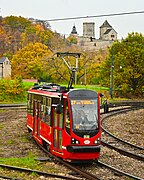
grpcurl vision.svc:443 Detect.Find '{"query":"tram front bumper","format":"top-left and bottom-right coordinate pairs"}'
top-left (67, 145), bottom-right (100, 153)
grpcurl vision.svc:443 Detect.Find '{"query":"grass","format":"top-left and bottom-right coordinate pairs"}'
top-left (20, 136), bottom-right (30, 143)
top-left (0, 154), bottom-right (58, 174)
top-left (22, 80), bottom-right (109, 90)
top-left (1, 80), bottom-right (143, 103)
top-left (7, 140), bottom-right (15, 145)
top-left (72, 84), bottom-right (109, 91)
top-left (23, 81), bottom-right (109, 91)
top-left (0, 154), bottom-right (38, 169)
top-left (1, 80), bottom-right (133, 104)
top-left (0, 80), bottom-right (110, 104)
top-left (5, 80), bottom-right (135, 103)
top-left (23, 81), bottom-right (34, 89)
top-left (0, 124), bottom-right (4, 129)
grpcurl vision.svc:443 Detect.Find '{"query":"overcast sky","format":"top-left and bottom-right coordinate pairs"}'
top-left (1, 0), bottom-right (144, 39)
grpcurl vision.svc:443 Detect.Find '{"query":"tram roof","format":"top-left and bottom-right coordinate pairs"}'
top-left (28, 83), bottom-right (68, 97)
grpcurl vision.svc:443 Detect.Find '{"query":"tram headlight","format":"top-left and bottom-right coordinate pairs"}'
top-left (94, 138), bottom-right (100, 144)
top-left (71, 138), bottom-right (80, 144)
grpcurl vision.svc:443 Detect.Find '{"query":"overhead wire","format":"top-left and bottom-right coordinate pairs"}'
top-left (44, 10), bottom-right (144, 22)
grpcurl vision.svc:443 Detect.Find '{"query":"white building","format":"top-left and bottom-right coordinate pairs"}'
top-left (0, 57), bottom-right (11, 79)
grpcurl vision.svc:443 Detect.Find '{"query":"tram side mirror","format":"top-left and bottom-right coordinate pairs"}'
top-left (56, 104), bottom-right (62, 114)
top-left (100, 93), bottom-right (104, 97)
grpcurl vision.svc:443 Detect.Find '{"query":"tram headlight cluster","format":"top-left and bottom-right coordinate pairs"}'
top-left (71, 138), bottom-right (80, 144)
top-left (94, 138), bottom-right (100, 144)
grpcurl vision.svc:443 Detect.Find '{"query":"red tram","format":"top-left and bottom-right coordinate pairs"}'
top-left (27, 83), bottom-right (101, 162)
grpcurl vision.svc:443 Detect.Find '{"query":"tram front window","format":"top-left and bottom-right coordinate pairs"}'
top-left (71, 100), bottom-right (98, 131)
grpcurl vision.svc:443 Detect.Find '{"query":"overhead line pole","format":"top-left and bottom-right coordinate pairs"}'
top-left (110, 47), bottom-right (114, 99)
top-left (56, 52), bottom-right (81, 90)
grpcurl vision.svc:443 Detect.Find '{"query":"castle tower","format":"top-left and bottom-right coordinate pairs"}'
top-left (71, 25), bottom-right (78, 35)
top-left (100, 20), bottom-right (117, 41)
top-left (83, 22), bottom-right (95, 38)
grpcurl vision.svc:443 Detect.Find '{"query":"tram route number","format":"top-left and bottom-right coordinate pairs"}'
top-left (71, 100), bottom-right (94, 105)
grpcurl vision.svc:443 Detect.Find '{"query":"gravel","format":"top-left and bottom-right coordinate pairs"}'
top-left (100, 109), bottom-right (144, 179)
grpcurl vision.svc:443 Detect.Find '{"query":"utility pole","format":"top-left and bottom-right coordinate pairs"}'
top-left (110, 47), bottom-right (114, 99)
top-left (84, 63), bottom-right (86, 86)
top-left (75, 55), bottom-right (79, 85)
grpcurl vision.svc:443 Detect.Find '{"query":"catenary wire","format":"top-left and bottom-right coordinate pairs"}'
top-left (43, 11), bottom-right (144, 22)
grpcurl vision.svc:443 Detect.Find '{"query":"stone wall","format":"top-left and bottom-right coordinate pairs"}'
top-left (77, 36), bottom-right (114, 50)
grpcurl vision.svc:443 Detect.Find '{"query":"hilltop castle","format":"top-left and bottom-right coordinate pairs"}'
top-left (71, 20), bottom-right (117, 50)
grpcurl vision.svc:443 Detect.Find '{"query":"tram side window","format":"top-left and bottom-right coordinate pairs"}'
top-left (40, 97), bottom-right (46, 122)
top-left (27, 94), bottom-right (31, 114)
top-left (41, 96), bottom-right (51, 126)
top-left (65, 101), bottom-right (70, 134)
top-left (59, 113), bottom-right (64, 128)
top-left (45, 105), bottom-right (51, 126)
top-left (40, 103), bottom-right (45, 122)
top-left (27, 93), bottom-right (33, 115)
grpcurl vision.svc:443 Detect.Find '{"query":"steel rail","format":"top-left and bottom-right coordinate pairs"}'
top-left (102, 126), bottom-right (144, 150)
top-left (0, 175), bottom-right (22, 180)
top-left (59, 159), bottom-right (101, 180)
top-left (97, 161), bottom-right (143, 180)
top-left (0, 104), bottom-right (26, 107)
top-left (35, 140), bottom-right (144, 180)
top-left (101, 106), bottom-right (140, 120)
top-left (35, 141), bottom-right (101, 180)
top-left (108, 100), bottom-right (144, 107)
top-left (0, 164), bottom-right (78, 180)
top-left (101, 107), bottom-right (144, 161)
top-left (0, 104), bottom-right (27, 110)
top-left (101, 141), bottom-right (144, 162)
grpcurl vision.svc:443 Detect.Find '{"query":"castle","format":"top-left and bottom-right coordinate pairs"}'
top-left (71, 20), bottom-right (117, 50)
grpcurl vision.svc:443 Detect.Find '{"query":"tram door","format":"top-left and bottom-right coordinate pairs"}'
top-left (52, 106), bottom-right (63, 153)
top-left (33, 100), bottom-right (41, 138)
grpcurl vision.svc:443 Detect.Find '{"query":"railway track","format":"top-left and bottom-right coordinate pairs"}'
top-left (0, 103), bottom-right (26, 109)
top-left (0, 101), bottom-right (143, 179)
top-left (101, 107), bottom-right (144, 161)
top-left (96, 161), bottom-right (142, 180)
top-left (100, 105), bottom-right (144, 179)
top-left (35, 141), bottom-right (101, 180)
top-left (107, 100), bottom-right (144, 109)
top-left (35, 138), bottom-right (143, 180)
top-left (1, 155), bottom-right (142, 180)
top-left (0, 163), bottom-right (79, 180)
top-left (0, 174), bottom-right (21, 180)
top-left (101, 140), bottom-right (144, 162)
top-left (102, 123), bottom-right (144, 151)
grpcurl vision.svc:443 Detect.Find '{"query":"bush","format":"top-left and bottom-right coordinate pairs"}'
top-left (0, 77), bottom-right (27, 103)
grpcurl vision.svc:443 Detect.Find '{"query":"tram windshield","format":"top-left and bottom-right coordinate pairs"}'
top-left (71, 99), bottom-right (98, 131)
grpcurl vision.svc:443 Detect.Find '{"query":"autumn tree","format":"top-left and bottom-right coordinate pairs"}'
top-left (1, 16), bottom-right (69, 58)
top-left (1, 16), bottom-right (31, 56)
top-left (82, 49), bottom-right (108, 85)
top-left (67, 35), bottom-right (77, 44)
top-left (44, 48), bottom-right (108, 85)
top-left (11, 43), bottom-right (52, 79)
top-left (99, 32), bottom-right (144, 97)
